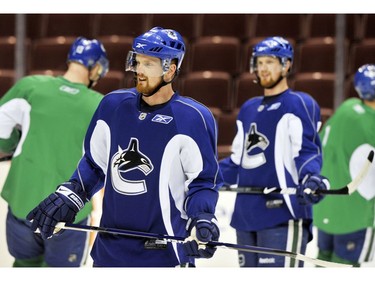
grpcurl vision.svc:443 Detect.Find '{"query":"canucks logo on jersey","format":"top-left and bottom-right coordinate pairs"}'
top-left (110, 138), bottom-right (154, 196)
top-left (242, 123), bottom-right (269, 169)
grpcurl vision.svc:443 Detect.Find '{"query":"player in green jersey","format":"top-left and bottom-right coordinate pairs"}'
top-left (313, 64), bottom-right (375, 267)
top-left (0, 37), bottom-right (109, 267)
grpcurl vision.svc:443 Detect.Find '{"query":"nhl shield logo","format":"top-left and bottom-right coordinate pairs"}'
top-left (139, 112), bottom-right (147, 120)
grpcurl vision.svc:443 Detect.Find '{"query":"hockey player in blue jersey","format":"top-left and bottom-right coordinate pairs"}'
top-left (219, 36), bottom-right (329, 267)
top-left (26, 27), bottom-right (223, 267)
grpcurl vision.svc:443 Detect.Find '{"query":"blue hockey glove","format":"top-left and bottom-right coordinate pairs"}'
top-left (27, 181), bottom-right (88, 240)
top-left (183, 213), bottom-right (220, 258)
top-left (297, 174), bottom-right (330, 205)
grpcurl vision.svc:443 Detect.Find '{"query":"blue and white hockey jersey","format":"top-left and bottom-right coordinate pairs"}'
top-left (69, 89), bottom-right (222, 267)
top-left (220, 89), bottom-right (322, 236)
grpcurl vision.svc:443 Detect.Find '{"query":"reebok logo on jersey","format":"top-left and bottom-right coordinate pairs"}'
top-left (267, 102), bottom-right (281, 111)
top-left (152, 114), bottom-right (173, 124)
top-left (259, 257), bottom-right (276, 264)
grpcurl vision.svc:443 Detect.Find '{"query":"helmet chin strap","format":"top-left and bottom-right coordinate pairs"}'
top-left (87, 67), bottom-right (97, 89)
top-left (88, 80), bottom-right (95, 89)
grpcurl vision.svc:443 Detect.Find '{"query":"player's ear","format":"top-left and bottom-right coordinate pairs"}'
top-left (168, 63), bottom-right (177, 75)
top-left (282, 60), bottom-right (292, 77)
top-left (89, 64), bottom-right (101, 81)
top-left (164, 63), bottom-right (177, 82)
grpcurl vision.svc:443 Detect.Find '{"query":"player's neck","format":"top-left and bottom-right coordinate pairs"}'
top-left (142, 85), bottom-right (175, 106)
top-left (364, 99), bottom-right (375, 110)
top-left (264, 78), bottom-right (289, 96)
top-left (63, 64), bottom-right (89, 86)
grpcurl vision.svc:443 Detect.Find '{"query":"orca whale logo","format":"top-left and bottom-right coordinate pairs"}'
top-left (246, 123), bottom-right (269, 151)
top-left (111, 138), bottom-right (154, 195)
top-left (242, 123), bottom-right (270, 169)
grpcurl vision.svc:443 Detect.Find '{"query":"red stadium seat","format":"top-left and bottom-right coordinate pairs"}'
top-left (149, 14), bottom-right (199, 41)
top-left (0, 70), bottom-right (16, 98)
top-left (0, 14), bottom-right (16, 37)
top-left (98, 36), bottom-right (134, 72)
top-left (92, 71), bottom-right (125, 95)
top-left (199, 14), bottom-right (251, 42)
top-left (190, 36), bottom-right (241, 77)
top-left (292, 72), bottom-right (336, 122)
top-left (348, 39), bottom-right (375, 75)
top-left (305, 14), bottom-right (360, 43)
top-left (344, 74), bottom-right (358, 100)
top-left (362, 14), bottom-right (375, 39)
top-left (29, 37), bottom-right (75, 71)
top-left (181, 71), bottom-right (234, 115)
top-left (0, 36), bottom-right (31, 71)
top-left (40, 14), bottom-right (95, 38)
top-left (233, 72), bottom-right (263, 108)
top-left (94, 14), bottom-right (148, 38)
top-left (252, 14), bottom-right (306, 42)
top-left (216, 109), bottom-right (239, 159)
top-left (295, 37), bottom-right (349, 74)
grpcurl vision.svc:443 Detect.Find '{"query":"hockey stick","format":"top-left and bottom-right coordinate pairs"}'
top-left (221, 150), bottom-right (374, 195)
top-left (56, 222), bottom-right (351, 268)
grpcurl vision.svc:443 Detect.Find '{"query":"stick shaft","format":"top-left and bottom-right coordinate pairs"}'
top-left (56, 222), bottom-right (351, 268)
top-left (221, 150), bottom-right (374, 196)
top-left (221, 186), bottom-right (349, 195)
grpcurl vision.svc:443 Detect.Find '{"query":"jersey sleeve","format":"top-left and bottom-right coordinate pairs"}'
top-left (0, 77), bottom-right (31, 155)
top-left (180, 105), bottom-right (222, 218)
top-left (291, 93), bottom-right (323, 181)
top-left (69, 95), bottom-right (114, 199)
top-left (219, 115), bottom-right (244, 186)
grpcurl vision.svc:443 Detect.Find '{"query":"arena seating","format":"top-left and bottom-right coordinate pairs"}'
top-left (0, 14), bottom-right (370, 153)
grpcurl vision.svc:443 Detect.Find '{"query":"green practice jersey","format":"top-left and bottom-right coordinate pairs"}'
top-left (313, 98), bottom-right (375, 234)
top-left (0, 75), bottom-right (103, 222)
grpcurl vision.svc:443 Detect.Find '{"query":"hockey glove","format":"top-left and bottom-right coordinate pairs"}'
top-left (183, 213), bottom-right (220, 258)
top-left (297, 174), bottom-right (330, 205)
top-left (27, 181), bottom-right (88, 240)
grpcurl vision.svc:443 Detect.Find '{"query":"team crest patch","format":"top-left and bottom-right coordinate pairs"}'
top-left (111, 138), bottom-right (154, 196)
top-left (151, 114), bottom-right (173, 124)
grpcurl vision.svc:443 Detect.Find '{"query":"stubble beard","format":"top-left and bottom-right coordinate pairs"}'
top-left (259, 73), bottom-right (283, 89)
top-left (260, 76), bottom-right (276, 88)
top-left (136, 77), bottom-right (159, 96)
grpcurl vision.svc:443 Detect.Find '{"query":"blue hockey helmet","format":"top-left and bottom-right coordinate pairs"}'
top-left (250, 36), bottom-right (294, 73)
top-left (354, 64), bottom-right (375, 101)
top-left (67, 37), bottom-right (109, 79)
top-left (126, 27), bottom-right (186, 74)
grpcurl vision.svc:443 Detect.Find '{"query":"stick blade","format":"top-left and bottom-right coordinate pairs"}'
top-left (347, 150), bottom-right (374, 194)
